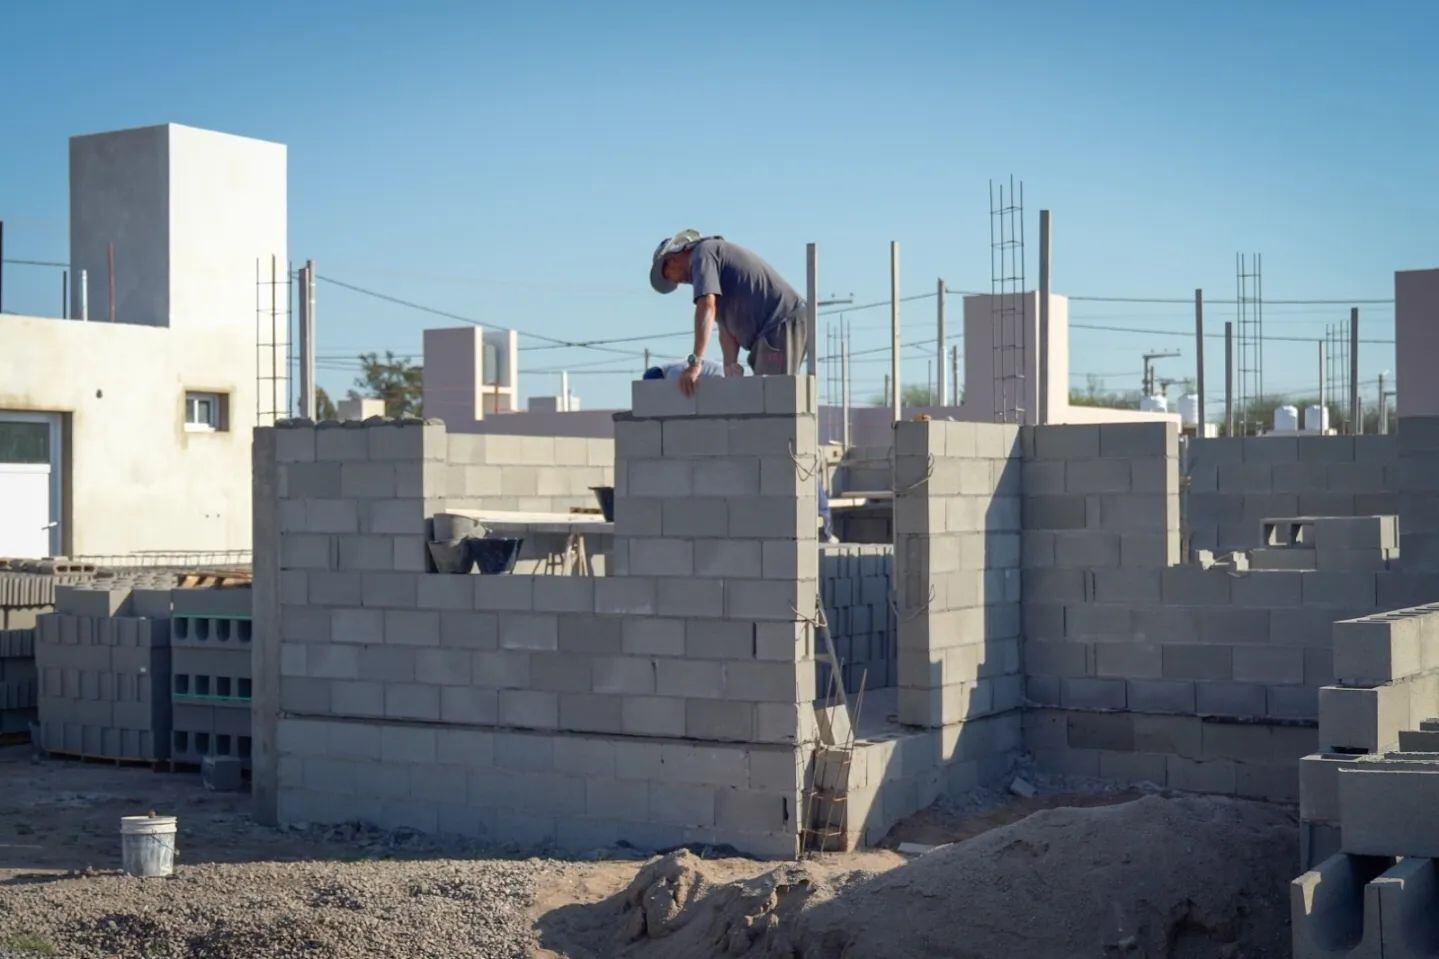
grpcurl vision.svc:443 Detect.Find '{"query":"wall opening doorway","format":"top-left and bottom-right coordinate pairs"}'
top-left (0, 412), bottom-right (63, 558)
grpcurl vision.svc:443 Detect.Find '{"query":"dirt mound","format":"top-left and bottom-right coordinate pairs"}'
top-left (546, 794), bottom-right (1297, 959)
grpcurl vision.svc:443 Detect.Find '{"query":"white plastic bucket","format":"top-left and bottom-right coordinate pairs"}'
top-left (121, 815), bottom-right (177, 878)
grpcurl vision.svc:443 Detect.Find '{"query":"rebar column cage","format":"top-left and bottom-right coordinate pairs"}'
top-left (1325, 319), bottom-right (1351, 433)
top-left (255, 255), bottom-right (293, 426)
top-left (1235, 253), bottom-right (1263, 435)
top-left (989, 177), bottom-right (1026, 424)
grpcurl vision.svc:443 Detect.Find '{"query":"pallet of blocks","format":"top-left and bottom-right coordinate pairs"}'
top-left (35, 584), bottom-right (173, 761)
top-left (169, 586), bottom-right (253, 770)
top-left (0, 627), bottom-right (37, 738)
top-left (819, 544), bottom-right (897, 695)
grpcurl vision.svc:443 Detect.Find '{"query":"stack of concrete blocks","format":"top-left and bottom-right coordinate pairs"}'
top-left (1185, 434), bottom-right (1397, 555)
top-left (253, 379), bottom-right (819, 857)
top-left (1023, 421), bottom-right (1333, 799)
top-left (35, 585), bottom-right (172, 760)
top-left (0, 569), bottom-right (58, 628)
top-left (1249, 515), bottom-right (1398, 571)
top-left (1296, 603), bottom-right (1439, 870)
top-left (818, 544), bottom-right (897, 695)
top-left (170, 587), bottom-right (253, 768)
top-left (0, 628), bottom-right (37, 735)
top-left (828, 446), bottom-right (893, 544)
top-left (836, 419), bottom-right (1025, 847)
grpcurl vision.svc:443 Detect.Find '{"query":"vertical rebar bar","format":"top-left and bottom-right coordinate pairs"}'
top-left (271, 254), bottom-right (278, 424)
top-left (1350, 307), bottom-right (1360, 435)
top-left (1224, 321), bottom-right (1234, 436)
top-left (1039, 210), bottom-right (1051, 424)
top-left (1194, 289), bottom-right (1204, 431)
top-left (890, 241), bottom-right (901, 423)
top-left (936, 278), bottom-right (947, 406)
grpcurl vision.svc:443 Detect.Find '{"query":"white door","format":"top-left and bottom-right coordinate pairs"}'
top-left (0, 414), bottom-right (61, 558)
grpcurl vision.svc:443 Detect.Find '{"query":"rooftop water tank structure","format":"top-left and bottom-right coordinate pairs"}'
top-left (1140, 394), bottom-right (1170, 414)
top-left (1274, 405), bottom-right (1300, 432)
top-left (1178, 393), bottom-right (1200, 427)
top-left (1305, 404), bottom-right (1330, 433)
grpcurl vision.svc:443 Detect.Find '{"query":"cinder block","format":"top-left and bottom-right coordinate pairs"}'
top-left (330, 608), bottom-right (384, 645)
top-left (1094, 643), bottom-right (1161, 679)
top-left (1034, 424), bottom-right (1100, 460)
top-left (497, 613), bottom-right (559, 651)
top-left (594, 577), bottom-right (656, 616)
top-left (1232, 646), bottom-right (1304, 684)
top-left (439, 610), bottom-right (499, 650)
top-left (694, 539), bottom-right (762, 578)
top-left (1066, 712), bottom-right (1134, 751)
top-left (1229, 570), bottom-right (1303, 607)
top-left (559, 693), bottom-right (623, 733)
top-left (384, 683), bottom-right (440, 720)
top-left (1065, 459), bottom-right (1131, 494)
top-left (1195, 681), bottom-right (1266, 718)
top-left (1161, 567), bottom-right (1231, 605)
top-left (473, 575), bottom-right (535, 612)
top-left (359, 571), bottom-right (420, 608)
top-left (657, 660), bottom-right (725, 699)
top-left (1162, 645), bottom-right (1232, 681)
top-left (531, 577), bottom-right (594, 614)
top-left (1333, 614), bottom-right (1426, 686)
top-left (1097, 749), bottom-right (1168, 786)
top-left (1301, 571), bottom-right (1377, 609)
top-left (417, 574), bottom-right (474, 610)
top-left (330, 680), bottom-right (384, 716)
top-left (1318, 683), bottom-right (1410, 752)
top-left (685, 699), bottom-right (754, 741)
top-left (1060, 677), bottom-right (1125, 710)
top-left (622, 617), bottom-right (686, 656)
top-left (473, 650), bottom-right (530, 688)
top-left (694, 377), bottom-right (765, 416)
top-left (383, 610), bottom-right (440, 647)
top-left (1339, 766), bottom-right (1439, 856)
top-left (1126, 679), bottom-right (1195, 714)
top-left (498, 689), bottom-right (559, 728)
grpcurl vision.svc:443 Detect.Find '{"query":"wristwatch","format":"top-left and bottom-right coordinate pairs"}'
top-left (686, 353), bottom-right (700, 369)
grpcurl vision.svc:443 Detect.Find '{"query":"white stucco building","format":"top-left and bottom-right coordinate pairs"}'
top-left (0, 123), bottom-right (286, 558)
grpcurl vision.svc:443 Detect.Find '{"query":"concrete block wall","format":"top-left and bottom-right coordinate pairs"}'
top-left (254, 378), bottom-right (819, 857)
top-left (442, 433), bottom-right (613, 515)
top-left (894, 419), bottom-right (1023, 731)
top-left (35, 586), bottom-right (172, 761)
top-left (1186, 434), bottom-right (1397, 555)
top-left (1020, 420), bottom-right (1369, 797)
top-left (818, 544), bottom-right (897, 695)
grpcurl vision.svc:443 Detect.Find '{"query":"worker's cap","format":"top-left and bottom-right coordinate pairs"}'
top-left (649, 229), bottom-right (702, 294)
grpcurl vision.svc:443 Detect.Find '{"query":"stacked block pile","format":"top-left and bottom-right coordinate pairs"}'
top-left (1296, 602), bottom-right (1439, 870)
top-left (818, 544), bottom-right (896, 695)
top-left (828, 446), bottom-right (893, 544)
top-left (36, 585), bottom-right (172, 760)
top-left (0, 628), bottom-right (36, 735)
top-left (1249, 515), bottom-right (1398, 571)
top-left (170, 587), bottom-right (253, 768)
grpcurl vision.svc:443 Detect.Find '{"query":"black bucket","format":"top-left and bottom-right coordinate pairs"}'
top-left (464, 536), bottom-right (524, 575)
top-left (591, 486), bottom-right (615, 522)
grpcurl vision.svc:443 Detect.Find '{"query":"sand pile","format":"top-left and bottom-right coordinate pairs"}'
top-left (559, 794), bottom-right (1297, 959)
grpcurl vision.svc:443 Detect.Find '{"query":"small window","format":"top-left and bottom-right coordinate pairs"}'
top-left (185, 392), bottom-right (227, 432)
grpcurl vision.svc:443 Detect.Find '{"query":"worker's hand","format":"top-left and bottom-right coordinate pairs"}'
top-left (724, 363), bottom-right (745, 378)
top-left (678, 364), bottom-right (702, 397)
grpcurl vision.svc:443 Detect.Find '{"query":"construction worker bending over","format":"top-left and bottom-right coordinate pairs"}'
top-left (649, 229), bottom-right (807, 397)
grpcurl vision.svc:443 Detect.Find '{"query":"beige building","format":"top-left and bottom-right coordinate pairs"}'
top-left (0, 123), bottom-right (286, 557)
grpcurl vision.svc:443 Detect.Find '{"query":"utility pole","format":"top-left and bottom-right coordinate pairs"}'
top-left (890, 241), bottom-right (901, 423)
top-left (1194, 289), bottom-right (1205, 429)
top-left (1142, 350), bottom-right (1182, 397)
top-left (951, 345), bottom-right (960, 406)
top-left (303, 260), bottom-right (318, 418)
top-left (1317, 339), bottom-right (1326, 430)
top-left (62, 270), bottom-right (68, 319)
top-left (936, 278), bottom-right (947, 406)
top-left (79, 269), bottom-right (88, 322)
top-left (842, 327), bottom-right (851, 450)
top-left (805, 243), bottom-right (818, 376)
top-left (1378, 372), bottom-right (1388, 435)
top-left (643, 348), bottom-right (650, 372)
top-left (1038, 210), bottom-right (1052, 424)
top-left (1349, 307), bottom-right (1360, 435)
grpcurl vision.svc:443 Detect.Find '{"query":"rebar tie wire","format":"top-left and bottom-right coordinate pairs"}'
top-left (888, 585), bottom-right (936, 623)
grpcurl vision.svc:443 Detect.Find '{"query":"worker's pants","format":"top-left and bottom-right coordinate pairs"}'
top-left (749, 310), bottom-right (808, 375)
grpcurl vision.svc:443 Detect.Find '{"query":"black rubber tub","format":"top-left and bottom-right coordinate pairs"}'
top-left (464, 537), bottom-right (524, 575)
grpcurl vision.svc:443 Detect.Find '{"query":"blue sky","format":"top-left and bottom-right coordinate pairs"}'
top-left (2, 1), bottom-right (1435, 411)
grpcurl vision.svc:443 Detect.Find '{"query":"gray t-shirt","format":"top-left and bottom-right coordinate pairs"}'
top-left (655, 358), bottom-right (724, 379)
top-left (689, 238), bottom-right (804, 352)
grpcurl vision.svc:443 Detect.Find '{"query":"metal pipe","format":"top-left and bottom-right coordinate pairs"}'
top-left (1038, 210), bottom-right (1051, 424)
top-left (1317, 339), bottom-right (1326, 430)
top-left (936, 278), bottom-right (947, 406)
top-left (1350, 307), bottom-right (1360, 435)
top-left (62, 270), bottom-right (68, 319)
top-left (1379, 372), bottom-right (1388, 435)
top-left (1194, 289), bottom-right (1205, 430)
top-left (890, 241), bottom-right (901, 423)
top-left (79, 269), bottom-right (88, 322)
top-left (806, 243), bottom-right (818, 377)
top-left (951, 345), bottom-right (959, 406)
top-left (1224, 321), bottom-right (1234, 436)
top-left (298, 262), bottom-right (316, 418)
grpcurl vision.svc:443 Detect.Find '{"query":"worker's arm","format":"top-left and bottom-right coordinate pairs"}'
top-left (719, 325), bottom-right (743, 377)
top-left (679, 294), bottom-right (717, 396)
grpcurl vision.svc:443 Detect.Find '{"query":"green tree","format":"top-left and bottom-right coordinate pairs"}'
top-left (1070, 373), bottom-right (1142, 409)
top-left (314, 386), bottom-right (337, 421)
top-left (867, 384), bottom-right (937, 407)
top-left (351, 351), bottom-right (423, 418)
